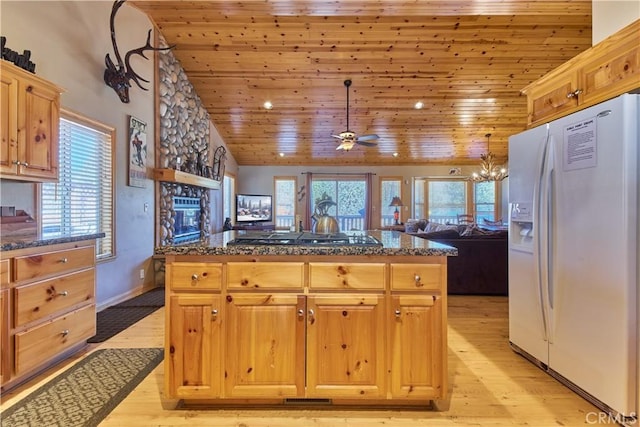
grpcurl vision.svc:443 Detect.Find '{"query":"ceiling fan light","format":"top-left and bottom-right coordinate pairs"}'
top-left (414, 101), bottom-right (424, 109)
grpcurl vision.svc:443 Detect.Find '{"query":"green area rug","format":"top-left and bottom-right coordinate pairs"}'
top-left (1, 347), bottom-right (163, 427)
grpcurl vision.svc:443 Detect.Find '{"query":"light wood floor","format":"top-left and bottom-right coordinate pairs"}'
top-left (1, 296), bottom-right (599, 426)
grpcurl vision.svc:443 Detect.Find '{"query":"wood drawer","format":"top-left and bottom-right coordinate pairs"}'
top-left (170, 262), bottom-right (222, 291)
top-left (0, 259), bottom-right (9, 288)
top-left (14, 304), bottom-right (95, 375)
top-left (227, 262), bottom-right (304, 289)
top-left (309, 263), bottom-right (385, 290)
top-left (390, 264), bottom-right (444, 291)
top-left (14, 268), bottom-right (95, 327)
top-left (13, 245), bottom-right (94, 283)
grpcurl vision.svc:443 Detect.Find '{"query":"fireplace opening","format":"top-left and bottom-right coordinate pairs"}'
top-left (173, 196), bottom-right (201, 243)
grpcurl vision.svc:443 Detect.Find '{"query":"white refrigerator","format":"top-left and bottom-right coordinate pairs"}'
top-left (508, 93), bottom-right (638, 425)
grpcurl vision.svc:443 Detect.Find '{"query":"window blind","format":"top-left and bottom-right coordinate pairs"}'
top-left (41, 117), bottom-right (114, 259)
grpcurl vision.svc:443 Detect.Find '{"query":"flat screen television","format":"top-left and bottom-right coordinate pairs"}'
top-left (235, 194), bottom-right (273, 224)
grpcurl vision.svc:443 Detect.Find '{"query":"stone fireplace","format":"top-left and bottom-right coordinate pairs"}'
top-left (154, 37), bottom-right (217, 247)
top-left (157, 184), bottom-right (210, 246)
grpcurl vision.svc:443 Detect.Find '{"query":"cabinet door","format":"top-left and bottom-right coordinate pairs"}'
top-left (525, 73), bottom-right (579, 126)
top-left (0, 289), bottom-right (9, 385)
top-left (18, 74), bottom-right (59, 180)
top-left (224, 294), bottom-right (305, 398)
top-left (166, 294), bottom-right (221, 399)
top-left (389, 295), bottom-right (446, 400)
top-left (578, 42), bottom-right (640, 107)
top-left (0, 69), bottom-right (18, 175)
top-left (306, 294), bottom-right (386, 398)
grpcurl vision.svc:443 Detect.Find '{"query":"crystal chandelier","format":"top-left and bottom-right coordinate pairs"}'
top-left (469, 133), bottom-right (508, 182)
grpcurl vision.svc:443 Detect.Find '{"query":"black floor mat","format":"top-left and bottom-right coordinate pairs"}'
top-left (112, 287), bottom-right (164, 307)
top-left (87, 288), bottom-right (164, 343)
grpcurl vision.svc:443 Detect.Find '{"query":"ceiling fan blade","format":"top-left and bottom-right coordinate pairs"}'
top-left (356, 140), bottom-right (378, 147)
top-left (331, 134), bottom-right (343, 139)
top-left (356, 134), bottom-right (379, 142)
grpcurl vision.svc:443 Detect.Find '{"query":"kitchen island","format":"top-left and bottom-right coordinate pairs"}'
top-left (156, 230), bottom-right (456, 408)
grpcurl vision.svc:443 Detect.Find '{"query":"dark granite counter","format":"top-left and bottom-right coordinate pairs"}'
top-left (1, 233), bottom-right (105, 252)
top-left (155, 230), bottom-right (457, 257)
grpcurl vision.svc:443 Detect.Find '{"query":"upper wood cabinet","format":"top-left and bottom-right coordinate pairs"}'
top-left (523, 20), bottom-right (640, 127)
top-left (0, 60), bottom-right (62, 182)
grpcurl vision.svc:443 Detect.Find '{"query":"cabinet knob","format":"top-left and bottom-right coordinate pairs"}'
top-left (59, 258), bottom-right (68, 263)
top-left (191, 273), bottom-right (199, 281)
top-left (61, 329), bottom-right (69, 336)
top-left (566, 89), bottom-right (583, 98)
top-left (297, 309), bottom-right (305, 318)
top-left (308, 308), bottom-right (315, 322)
top-left (211, 309), bottom-right (218, 319)
top-left (12, 160), bottom-right (21, 165)
top-left (58, 291), bottom-right (68, 297)
top-left (394, 309), bottom-right (401, 318)
top-left (22, 162), bottom-right (29, 167)
top-left (414, 275), bottom-right (423, 287)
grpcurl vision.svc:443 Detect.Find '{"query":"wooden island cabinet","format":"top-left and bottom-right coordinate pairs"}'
top-left (160, 230), bottom-right (455, 408)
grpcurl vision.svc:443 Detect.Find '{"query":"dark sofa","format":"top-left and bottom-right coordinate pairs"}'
top-left (408, 224), bottom-right (508, 296)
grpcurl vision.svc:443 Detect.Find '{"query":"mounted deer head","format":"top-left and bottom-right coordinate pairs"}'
top-left (104, 0), bottom-right (174, 103)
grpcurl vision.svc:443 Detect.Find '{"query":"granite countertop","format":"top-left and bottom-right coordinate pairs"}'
top-left (1, 233), bottom-right (106, 252)
top-left (155, 230), bottom-right (458, 257)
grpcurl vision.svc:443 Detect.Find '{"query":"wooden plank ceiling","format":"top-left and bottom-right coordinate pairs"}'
top-left (131, 0), bottom-right (592, 166)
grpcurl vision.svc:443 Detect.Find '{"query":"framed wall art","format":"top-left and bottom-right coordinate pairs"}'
top-left (128, 115), bottom-right (147, 188)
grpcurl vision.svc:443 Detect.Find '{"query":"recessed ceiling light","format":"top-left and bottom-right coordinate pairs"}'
top-left (264, 101), bottom-right (273, 110)
top-left (279, 152), bottom-right (285, 157)
top-left (414, 101), bottom-right (424, 110)
top-left (393, 152), bottom-right (399, 157)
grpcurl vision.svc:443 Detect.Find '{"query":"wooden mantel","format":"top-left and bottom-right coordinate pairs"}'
top-left (153, 168), bottom-right (221, 190)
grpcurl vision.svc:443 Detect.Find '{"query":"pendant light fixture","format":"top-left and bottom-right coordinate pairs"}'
top-left (469, 133), bottom-right (508, 182)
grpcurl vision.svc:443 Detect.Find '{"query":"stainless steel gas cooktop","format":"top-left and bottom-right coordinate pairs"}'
top-left (227, 231), bottom-right (383, 247)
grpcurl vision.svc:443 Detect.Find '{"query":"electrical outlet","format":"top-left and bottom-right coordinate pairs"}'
top-left (139, 269), bottom-right (145, 280)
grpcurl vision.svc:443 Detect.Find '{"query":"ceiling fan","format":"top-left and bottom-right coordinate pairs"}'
top-left (332, 79), bottom-right (379, 151)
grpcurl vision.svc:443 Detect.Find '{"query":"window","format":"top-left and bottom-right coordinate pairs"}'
top-left (413, 178), bottom-right (501, 224)
top-left (428, 180), bottom-right (467, 224)
top-left (274, 176), bottom-right (297, 230)
top-left (380, 177), bottom-right (402, 226)
top-left (41, 110), bottom-right (114, 259)
top-left (310, 175), bottom-right (368, 231)
top-left (223, 173), bottom-right (235, 221)
top-left (474, 181), bottom-right (497, 221)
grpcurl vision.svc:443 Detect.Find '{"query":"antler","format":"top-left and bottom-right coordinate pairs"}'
top-left (124, 29), bottom-right (166, 90)
top-left (104, 0), bottom-right (174, 103)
